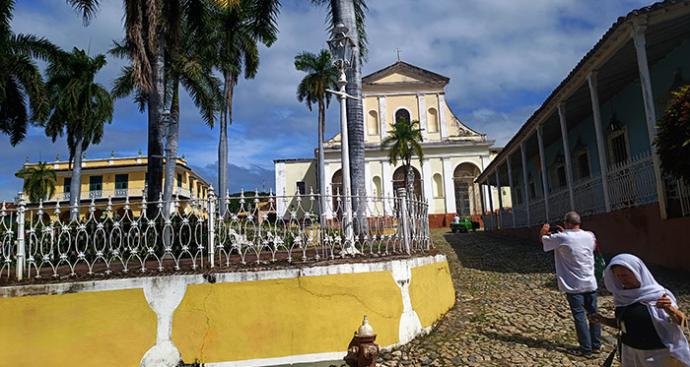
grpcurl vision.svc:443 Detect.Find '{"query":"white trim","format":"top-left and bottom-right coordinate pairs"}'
top-left (363, 89), bottom-right (444, 98)
top-left (438, 94), bottom-right (448, 140)
top-left (382, 162), bottom-right (393, 214)
top-left (205, 352), bottom-right (346, 367)
top-left (417, 94), bottom-right (428, 141)
top-left (378, 96), bottom-right (387, 141)
top-left (442, 158), bottom-right (455, 214)
top-left (422, 159), bottom-right (434, 212)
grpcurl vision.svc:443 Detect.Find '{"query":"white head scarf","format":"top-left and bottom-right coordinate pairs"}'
top-left (603, 253), bottom-right (666, 307)
top-left (604, 254), bottom-right (690, 366)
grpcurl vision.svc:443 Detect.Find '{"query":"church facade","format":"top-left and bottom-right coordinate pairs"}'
top-left (275, 61), bottom-right (509, 227)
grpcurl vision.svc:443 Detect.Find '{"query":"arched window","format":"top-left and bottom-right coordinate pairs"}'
top-left (432, 173), bottom-right (443, 198)
top-left (395, 108), bottom-right (411, 124)
top-left (372, 176), bottom-right (382, 197)
top-left (393, 166), bottom-right (422, 197)
top-left (427, 107), bottom-right (439, 133)
top-left (367, 110), bottom-right (379, 136)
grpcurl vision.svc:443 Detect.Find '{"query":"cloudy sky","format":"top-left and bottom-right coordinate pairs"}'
top-left (1, 0), bottom-right (652, 201)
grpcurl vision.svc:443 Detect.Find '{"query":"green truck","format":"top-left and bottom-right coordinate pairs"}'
top-left (450, 216), bottom-right (474, 233)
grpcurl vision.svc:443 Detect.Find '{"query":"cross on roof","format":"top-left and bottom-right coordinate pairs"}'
top-left (395, 48), bottom-right (402, 62)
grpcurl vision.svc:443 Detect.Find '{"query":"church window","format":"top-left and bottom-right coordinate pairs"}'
top-left (427, 108), bottom-right (438, 133)
top-left (432, 173), bottom-right (443, 198)
top-left (395, 108), bottom-right (411, 124)
top-left (372, 176), bottom-right (382, 197)
top-left (367, 110), bottom-right (379, 136)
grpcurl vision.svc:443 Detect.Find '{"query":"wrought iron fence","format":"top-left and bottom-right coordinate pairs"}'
top-left (528, 198), bottom-right (546, 226)
top-left (0, 188), bottom-right (431, 282)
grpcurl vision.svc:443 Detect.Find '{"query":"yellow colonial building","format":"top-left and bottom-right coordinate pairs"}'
top-left (17, 154), bottom-right (211, 219)
top-left (275, 61), bottom-right (510, 226)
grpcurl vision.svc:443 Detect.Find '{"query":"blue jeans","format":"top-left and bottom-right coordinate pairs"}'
top-left (566, 291), bottom-right (601, 353)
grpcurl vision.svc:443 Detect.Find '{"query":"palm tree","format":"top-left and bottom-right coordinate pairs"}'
top-left (0, 0), bottom-right (59, 145)
top-left (382, 119), bottom-right (424, 198)
top-left (294, 50), bottom-right (338, 216)
top-left (15, 162), bottom-right (57, 203)
top-left (208, 0), bottom-right (280, 215)
top-left (313, 0), bottom-right (368, 225)
top-left (67, 0), bottom-right (174, 204)
top-left (44, 48), bottom-right (113, 220)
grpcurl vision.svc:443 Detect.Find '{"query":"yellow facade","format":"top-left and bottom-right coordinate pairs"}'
top-left (0, 288), bottom-right (156, 367)
top-left (17, 156), bottom-right (211, 214)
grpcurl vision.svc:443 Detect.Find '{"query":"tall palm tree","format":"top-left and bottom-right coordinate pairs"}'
top-left (382, 119), bottom-right (424, 198)
top-left (67, 0), bottom-right (173, 204)
top-left (209, 0), bottom-right (279, 215)
top-left (15, 162), bottom-right (57, 203)
top-left (294, 50), bottom-right (338, 215)
top-left (44, 48), bottom-right (113, 220)
top-left (0, 0), bottom-right (59, 145)
top-left (313, 0), bottom-right (368, 225)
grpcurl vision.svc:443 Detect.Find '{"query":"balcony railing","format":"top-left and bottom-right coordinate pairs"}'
top-left (607, 152), bottom-right (657, 211)
top-left (529, 198), bottom-right (546, 226)
top-left (58, 187), bottom-right (196, 203)
top-left (573, 177), bottom-right (605, 216)
top-left (512, 204), bottom-right (528, 228)
top-left (547, 189), bottom-right (570, 223)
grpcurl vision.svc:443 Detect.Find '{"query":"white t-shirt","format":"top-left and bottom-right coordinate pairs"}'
top-left (542, 229), bottom-right (597, 293)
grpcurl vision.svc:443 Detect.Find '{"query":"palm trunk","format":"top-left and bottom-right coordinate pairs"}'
top-left (163, 80), bottom-right (180, 217)
top-left (218, 72), bottom-right (234, 216)
top-left (146, 32), bottom-right (166, 209)
top-left (333, 0), bottom-right (367, 232)
top-left (69, 137), bottom-right (84, 221)
top-left (318, 98), bottom-right (327, 217)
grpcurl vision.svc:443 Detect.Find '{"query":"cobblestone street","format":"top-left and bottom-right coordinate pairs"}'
top-left (378, 229), bottom-right (690, 367)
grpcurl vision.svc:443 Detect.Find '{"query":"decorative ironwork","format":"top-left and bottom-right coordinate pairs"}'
top-left (607, 152), bottom-right (657, 211)
top-left (0, 189), bottom-right (431, 282)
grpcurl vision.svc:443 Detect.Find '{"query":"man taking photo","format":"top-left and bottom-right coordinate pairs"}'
top-left (541, 211), bottom-right (601, 357)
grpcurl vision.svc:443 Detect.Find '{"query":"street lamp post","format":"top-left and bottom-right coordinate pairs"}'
top-left (327, 23), bottom-right (357, 253)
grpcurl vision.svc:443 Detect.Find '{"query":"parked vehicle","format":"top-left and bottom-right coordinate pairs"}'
top-left (451, 216), bottom-right (474, 233)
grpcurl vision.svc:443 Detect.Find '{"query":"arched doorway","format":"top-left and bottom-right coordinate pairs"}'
top-left (454, 163), bottom-right (481, 216)
top-left (392, 166), bottom-right (422, 198)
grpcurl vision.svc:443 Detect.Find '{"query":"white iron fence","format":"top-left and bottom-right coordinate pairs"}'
top-left (0, 189), bottom-right (431, 282)
top-left (573, 177), bottom-right (605, 216)
top-left (547, 189), bottom-right (570, 223)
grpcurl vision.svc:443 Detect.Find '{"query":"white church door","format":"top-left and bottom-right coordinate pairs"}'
top-left (454, 163), bottom-right (481, 216)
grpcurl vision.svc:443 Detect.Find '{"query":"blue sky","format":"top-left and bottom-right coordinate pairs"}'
top-left (1, 0), bottom-right (652, 201)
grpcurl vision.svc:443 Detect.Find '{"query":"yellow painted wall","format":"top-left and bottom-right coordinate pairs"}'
top-left (0, 289), bottom-right (156, 367)
top-left (173, 271), bottom-right (403, 363)
top-left (410, 261), bottom-right (455, 328)
top-left (386, 95), bottom-right (419, 127)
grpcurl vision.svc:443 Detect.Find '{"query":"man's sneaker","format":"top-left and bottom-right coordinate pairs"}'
top-left (566, 348), bottom-right (594, 358)
top-left (592, 347), bottom-right (602, 355)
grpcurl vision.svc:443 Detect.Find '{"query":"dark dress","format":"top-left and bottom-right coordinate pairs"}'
top-left (615, 302), bottom-right (666, 350)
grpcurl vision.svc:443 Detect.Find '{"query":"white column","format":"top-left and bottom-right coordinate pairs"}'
top-left (537, 125), bottom-right (550, 221)
top-left (378, 96), bottom-right (387, 141)
top-left (557, 103), bottom-right (576, 211)
top-left (442, 158), bottom-right (456, 214)
top-left (438, 94), bottom-right (448, 140)
top-left (520, 143), bottom-right (531, 226)
top-left (417, 94), bottom-right (428, 141)
top-left (495, 170), bottom-right (503, 229)
top-left (422, 159), bottom-right (434, 213)
top-left (487, 182), bottom-right (494, 231)
top-left (275, 162), bottom-right (287, 218)
top-left (587, 72), bottom-right (612, 212)
top-left (507, 156), bottom-right (517, 228)
top-left (632, 20), bottom-right (668, 219)
top-left (479, 182), bottom-right (487, 229)
top-left (382, 161), bottom-right (393, 215)
top-left (364, 162), bottom-right (372, 197)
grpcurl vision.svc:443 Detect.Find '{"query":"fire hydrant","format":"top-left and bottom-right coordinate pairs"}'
top-left (344, 316), bottom-right (379, 367)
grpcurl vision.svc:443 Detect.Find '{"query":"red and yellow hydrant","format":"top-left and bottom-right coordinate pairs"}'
top-left (344, 316), bottom-right (379, 367)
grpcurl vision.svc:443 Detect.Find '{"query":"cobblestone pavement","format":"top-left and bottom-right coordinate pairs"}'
top-left (377, 229), bottom-right (690, 367)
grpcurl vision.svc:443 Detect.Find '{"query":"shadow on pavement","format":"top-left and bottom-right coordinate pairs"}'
top-left (479, 330), bottom-right (575, 353)
top-left (442, 232), bottom-right (554, 275)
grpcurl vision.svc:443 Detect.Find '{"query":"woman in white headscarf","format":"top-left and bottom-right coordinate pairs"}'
top-left (589, 254), bottom-right (690, 366)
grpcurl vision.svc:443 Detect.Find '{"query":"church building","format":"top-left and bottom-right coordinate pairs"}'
top-left (274, 61), bottom-right (509, 227)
